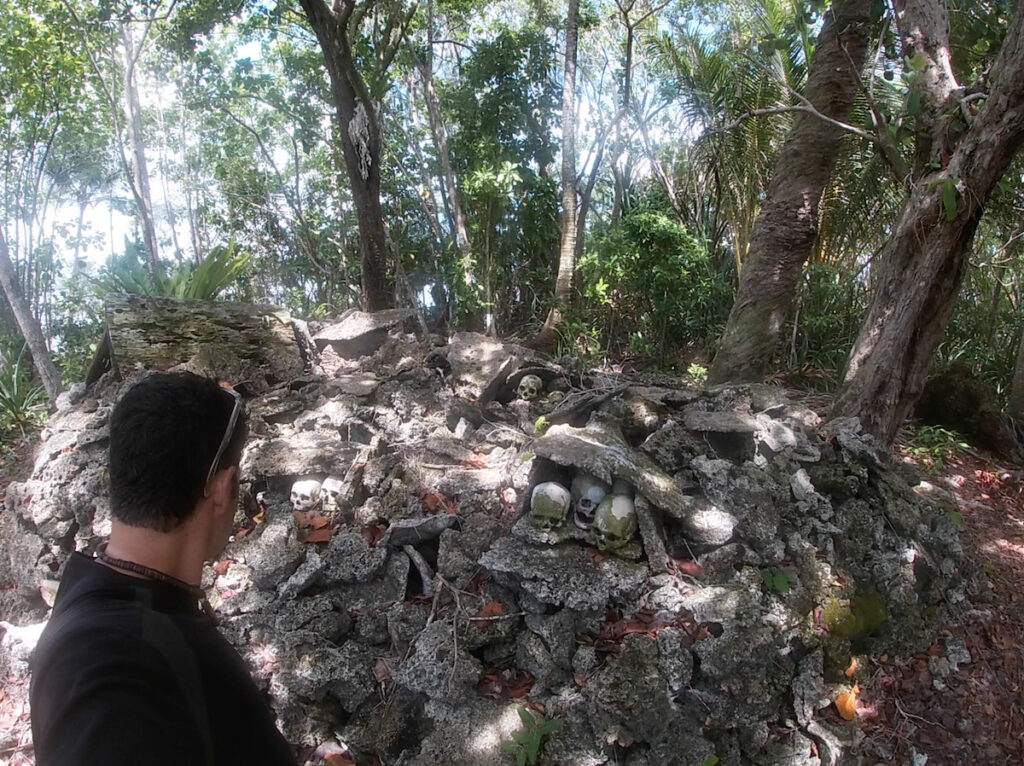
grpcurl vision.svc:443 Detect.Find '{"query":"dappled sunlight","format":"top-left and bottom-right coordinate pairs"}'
top-left (467, 703), bottom-right (525, 755)
top-left (981, 537), bottom-right (1024, 562)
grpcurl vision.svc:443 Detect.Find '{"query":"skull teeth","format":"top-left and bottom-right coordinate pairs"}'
top-left (574, 509), bottom-right (595, 529)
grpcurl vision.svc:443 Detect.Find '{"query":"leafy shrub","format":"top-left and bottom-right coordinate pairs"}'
top-left (903, 424), bottom-right (970, 474)
top-left (577, 205), bottom-right (733, 363)
top-left (90, 242), bottom-right (250, 301)
top-left (0, 344), bottom-right (47, 437)
top-left (782, 261), bottom-right (868, 385)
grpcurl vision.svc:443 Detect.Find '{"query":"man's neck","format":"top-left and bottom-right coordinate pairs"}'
top-left (103, 518), bottom-right (207, 588)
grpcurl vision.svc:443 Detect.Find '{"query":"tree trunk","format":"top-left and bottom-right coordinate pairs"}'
top-left (1009, 326), bottom-right (1024, 421)
top-left (708, 0), bottom-right (873, 385)
top-left (297, 0), bottom-right (393, 312)
top-left (418, 60), bottom-right (472, 286)
top-left (0, 229), bottom-right (61, 403)
top-left (96, 293), bottom-right (304, 391)
top-left (119, 19), bottom-right (160, 273)
top-left (534, 0), bottom-right (579, 350)
top-left (833, 1), bottom-right (1024, 443)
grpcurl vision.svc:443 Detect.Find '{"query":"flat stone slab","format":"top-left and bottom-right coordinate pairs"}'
top-left (682, 410), bottom-right (759, 433)
top-left (480, 536), bottom-right (647, 610)
top-left (243, 433), bottom-right (362, 478)
top-left (532, 419), bottom-right (696, 522)
top-left (314, 309), bottom-right (416, 358)
top-left (446, 332), bottom-right (525, 399)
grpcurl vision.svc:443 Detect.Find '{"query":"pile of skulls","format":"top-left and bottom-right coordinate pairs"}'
top-left (530, 473), bottom-right (638, 550)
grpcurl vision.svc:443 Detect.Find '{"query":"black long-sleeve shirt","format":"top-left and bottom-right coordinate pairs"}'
top-left (30, 552), bottom-right (295, 766)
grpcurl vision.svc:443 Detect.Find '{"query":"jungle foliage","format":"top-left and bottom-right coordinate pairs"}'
top-left (0, 0), bottom-right (1022, 437)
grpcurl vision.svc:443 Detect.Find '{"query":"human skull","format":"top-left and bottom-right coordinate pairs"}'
top-left (591, 494), bottom-right (638, 550)
top-left (290, 479), bottom-right (322, 512)
top-left (517, 374), bottom-right (544, 401)
top-left (571, 472), bottom-right (611, 529)
top-left (529, 481), bottom-right (571, 530)
top-left (546, 390), bottom-right (565, 405)
top-left (321, 476), bottom-right (344, 513)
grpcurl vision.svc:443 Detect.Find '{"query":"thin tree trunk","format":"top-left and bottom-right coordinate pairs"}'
top-left (833, 0), bottom-right (1024, 443)
top-left (534, 0), bottom-right (580, 349)
top-left (417, 59), bottom-right (472, 285)
top-left (155, 101), bottom-right (184, 263)
top-left (120, 19), bottom-right (160, 273)
top-left (708, 0), bottom-right (874, 385)
top-left (1009, 325), bottom-right (1024, 421)
top-left (0, 229), bottom-right (61, 403)
top-left (297, 0), bottom-right (397, 312)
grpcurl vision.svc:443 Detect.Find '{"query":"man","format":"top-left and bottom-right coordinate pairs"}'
top-left (31, 372), bottom-right (295, 766)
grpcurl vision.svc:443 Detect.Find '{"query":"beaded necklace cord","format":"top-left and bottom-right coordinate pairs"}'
top-left (97, 549), bottom-right (217, 621)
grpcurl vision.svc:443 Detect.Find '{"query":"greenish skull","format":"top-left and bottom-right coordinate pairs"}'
top-left (517, 374), bottom-right (544, 401)
top-left (529, 481), bottom-right (571, 530)
top-left (591, 494), bottom-right (638, 550)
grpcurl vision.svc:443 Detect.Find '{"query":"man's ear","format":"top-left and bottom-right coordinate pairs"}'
top-left (209, 465), bottom-right (238, 513)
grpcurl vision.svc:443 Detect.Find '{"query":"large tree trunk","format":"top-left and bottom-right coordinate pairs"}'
top-left (708, 0), bottom-right (873, 385)
top-left (297, 0), bottom-right (394, 312)
top-left (92, 294), bottom-right (304, 391)
top-left (534, 0), bottom-right (579, 350)
top-left (119, 19), bottom-right (160, 273)
top-left (833, 0), bottom-right (1024, 444)
top-left (0, 230), bottom-right (61, 403)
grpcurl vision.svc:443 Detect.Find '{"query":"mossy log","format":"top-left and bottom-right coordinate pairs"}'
top-left (87, 294), bottom-right (304, 391)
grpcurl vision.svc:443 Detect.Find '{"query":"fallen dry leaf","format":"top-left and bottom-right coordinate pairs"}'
top-left (373, 658), bottom-right (393, 684)
top-left (670, 558), bottom-right (705, 577)
top-left (324, 755), bottom-right (355, 766)
top-left (308, 513), bottom-right (330, 529)
top-left (361, 524), bottom-right (387, 547)
top-left (844, 657), bottom-right (858, 678)
top-left (470, 601), bottom-right (504, 629)
top-left (303, 526), bottom-right (334, 544)
top-left (835, 683), bottom-right (859, 720)
top-left (419, 487), bottom-right (457, 514)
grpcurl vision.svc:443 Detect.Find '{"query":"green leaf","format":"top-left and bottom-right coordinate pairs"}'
top-left (906, 90), bottom-right (922, 118)
top-left (539, 718), bottom-right (561, 735)
top-left (501, 742), bottom-right (519, 754)
top-left (517, 707), bottom-right (534, 727)
top-left (517, 749), bottom-right (527, 766)
top-left (701, 756), bottom-right (720, 766)
top-left (942, 182), bottom-right (958, 221)
top-left (906, 52), bottom-right (928, 72)
top-left (772, 571), bottom-right (792, 595)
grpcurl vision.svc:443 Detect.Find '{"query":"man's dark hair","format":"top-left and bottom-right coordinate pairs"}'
top-left (109, 372), bottom-right (248, 531)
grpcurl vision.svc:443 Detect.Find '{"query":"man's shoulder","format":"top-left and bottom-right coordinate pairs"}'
top-left (32, 594), bottom-right (169, 686)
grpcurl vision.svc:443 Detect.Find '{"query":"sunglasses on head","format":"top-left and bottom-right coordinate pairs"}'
top-left (204, 386), bottom-right (243, 496)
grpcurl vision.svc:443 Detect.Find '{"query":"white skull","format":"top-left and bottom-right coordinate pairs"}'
top-left (571, 472), bottom-right (611, 529)
top-left (321, 476), bottom-right (344, 513)
top-left (517, 374), bottom-right (544, 401)
top-left (591, 494), bottom-right (638, 550)
top-left (290, 479), bottom-right (322, 512)
top-left (529, 481), bottom-right (571, 530)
